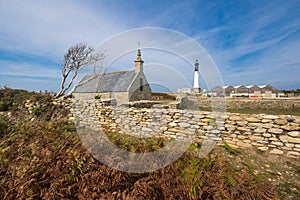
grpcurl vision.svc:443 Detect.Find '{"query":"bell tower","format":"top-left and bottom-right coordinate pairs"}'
top-left (193, 60), bottom-right (201, 93)
top-left (134, 49), bottom-right (144, 73)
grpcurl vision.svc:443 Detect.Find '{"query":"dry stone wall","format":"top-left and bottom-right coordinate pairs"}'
top-left (72, 99), bottom-right (300, 157)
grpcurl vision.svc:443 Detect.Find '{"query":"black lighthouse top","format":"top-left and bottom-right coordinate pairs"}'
top-left (194, 60), bottom-right (199, 71)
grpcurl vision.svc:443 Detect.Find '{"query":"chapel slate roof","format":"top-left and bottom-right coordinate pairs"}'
top-left (74, 70), bottom-right (137, 93)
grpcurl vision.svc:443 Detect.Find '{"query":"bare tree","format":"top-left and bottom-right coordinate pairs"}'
top-left (55, 43), bottom-right (104, 98)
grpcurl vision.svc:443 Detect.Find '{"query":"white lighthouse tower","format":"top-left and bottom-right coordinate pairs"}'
top-left (193, 60), bottom-right (201, 93)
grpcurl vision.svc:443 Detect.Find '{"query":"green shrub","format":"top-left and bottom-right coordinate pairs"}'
top-left (223, 142), bottom-right (241, 154)
top-left (0, 100), bottom-right (9, 111)
top-left (94, 95), bottom-right (101, 99)
top-left (32, 106), bottom-right (42, 117)
top-left (0, 116), bottom-right (9, 137)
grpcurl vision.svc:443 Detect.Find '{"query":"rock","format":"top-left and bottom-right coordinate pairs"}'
top-left (262, 123), bottom-right (274, 129)
top-left (249, 135), bottom-right (264, 141)
top-left (268, 137), bottom-right (279, 141)
top-left (237, 127), bottom-right (251, 132)
top-left (263, 133), bottom-right (272, 138)
top-left (225, 124), bottom-right (236, 130)
top-left (236, 141), bottom-right (252, 148)
top-left (262, 119), bottom-right (272, 123)
top-left (178, 129), bottom-right (195, 135)
top-left (251, 142), bottom-right (263, 146)
top-left (179, 122), bottom-right (190, 128)
top-left (248, 123), bottom-right (262, 128)
top-left (258, 146), bottom-right (269, 151)
top-left (247, 117), bottom-right (260, 123)
top-left (230, 116), bottom-right (242, 121)
top-left (160, 126), bottom-right (168, 131)
top-left (271, 141), bottom-right (284, 146)
top-left (263, 115), bottom-right (279, 120)
top-left (287, 151), bottom-right (300, 156)
top-left (268, 128), bottom-right (283, 134)
top-left (210, 129), bottom-right (221, 134)
top-left (243, 139), bottom-right (251, 144)
top-left (236, 121), bottom-right (248, 126)
top-left (294, 118), bottom-right (300, 125)
top-left (264, 164), bottom-right (270, 168)
top-left (270, 149), bottom-right (284, 155)
top-left (141, 127), bottom-right (152, 132)
top-left (279, 135), bottom-right (300, 144)
top-left (254, 128), bottom-right (267, 133)
top-left (164, 131), bottom-right (175, 135)
top-left (281, 125), bottom-right (300, 131)
top-left (274, 119), bottom-right (288, 125)
top-left (115, 118), bottom-right (122, 123)
top-left (285, 143), bottom-right (294, 148)
top-left (237, 135), bottom-right (248, 139)
top-left (203, 125), bottom-right (213, 130)
top-left (168, 122), bottom-right (178, 127)
top-left (287, 131), bottom-right (300, 137)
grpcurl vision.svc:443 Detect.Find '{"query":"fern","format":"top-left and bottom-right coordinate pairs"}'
top-left (223, 142), bottom-right (241, 154)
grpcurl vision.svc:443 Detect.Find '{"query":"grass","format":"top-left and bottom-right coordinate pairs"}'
top-left (223, 142), bottom-right (241, 155)
top-left (227, 108), bottom-right (300, 116)
top-left (199, 106), bottom-right (300, 116)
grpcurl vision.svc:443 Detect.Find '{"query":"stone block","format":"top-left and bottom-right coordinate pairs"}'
top-left (236, 141), bottom-right (252, 148)
top-left (249, 135), bottom-right (264, 141)
top-left (254, 128), bottom-right (267, 133)
top-left (285, 143), bottom-right (294, 148)
top-left (287, 151), bottom-right (300, 156)
top-left (179, 122), bottom-right (191, 128)
top-left (274, 119), bottom-right (288, 125)
top-left (237, 127), bottom-right (251, 132)
top-left (270, 149), bottom-right (284, 155)
top-left (237, 135), bottom-right (248, 139)
top-left (263, 115), bottom-right (279, 120)
top-left (263, 133), bottom-right (272, 138)
top-left (168, 122), bottom-right (177, 127)
top-left (229, 116), bottom-right (242, 121)
top-left (281, 125), bottom-right (300, 131)
top-left (262, 119), bottom-right (272, 123)
top-left (247, 117), bottom-right (260, 123)
top-left (164, 131), bottom-right (175, 135)
top-left (268, 137), bottom-right (278, 141)
top-left (141, 127), bottom-right (152, 132)
top-left (279, 135), bottom-right (300, 144)
top-left (252, 142), bottom-right (263, 146)
top-left (268, 128), bottom-right (283, 134)
top-left (293, 148), bottom-right (300, 152)
top-left (258, 146), bottom-right (269, 151)
top-left (287, 131), bottom-right (300, 137)
top-left (271, 141), bottom-right (284, 146)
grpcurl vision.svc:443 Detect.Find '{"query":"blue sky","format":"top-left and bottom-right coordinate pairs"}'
top-left (0, 0), bottom-right (300, 92)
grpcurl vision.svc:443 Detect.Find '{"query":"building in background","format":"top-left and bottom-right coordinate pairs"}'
top-left (209, 85), bottom-right (284, 98)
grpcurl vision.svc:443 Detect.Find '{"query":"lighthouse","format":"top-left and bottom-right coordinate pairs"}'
top-left (193, 60), bottom-right (201, 93)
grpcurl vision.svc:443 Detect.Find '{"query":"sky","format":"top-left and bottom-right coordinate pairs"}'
top-left (0, 0), bottom-right (300, 92)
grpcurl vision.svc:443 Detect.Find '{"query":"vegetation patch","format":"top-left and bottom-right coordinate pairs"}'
top-left (0, 88), bottom-right (299, 199)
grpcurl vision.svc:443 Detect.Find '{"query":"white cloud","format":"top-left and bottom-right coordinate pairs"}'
top-left (0, 0), bottom-right (127, 59)
top-left (0, 60), bottom-right (60, 78)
